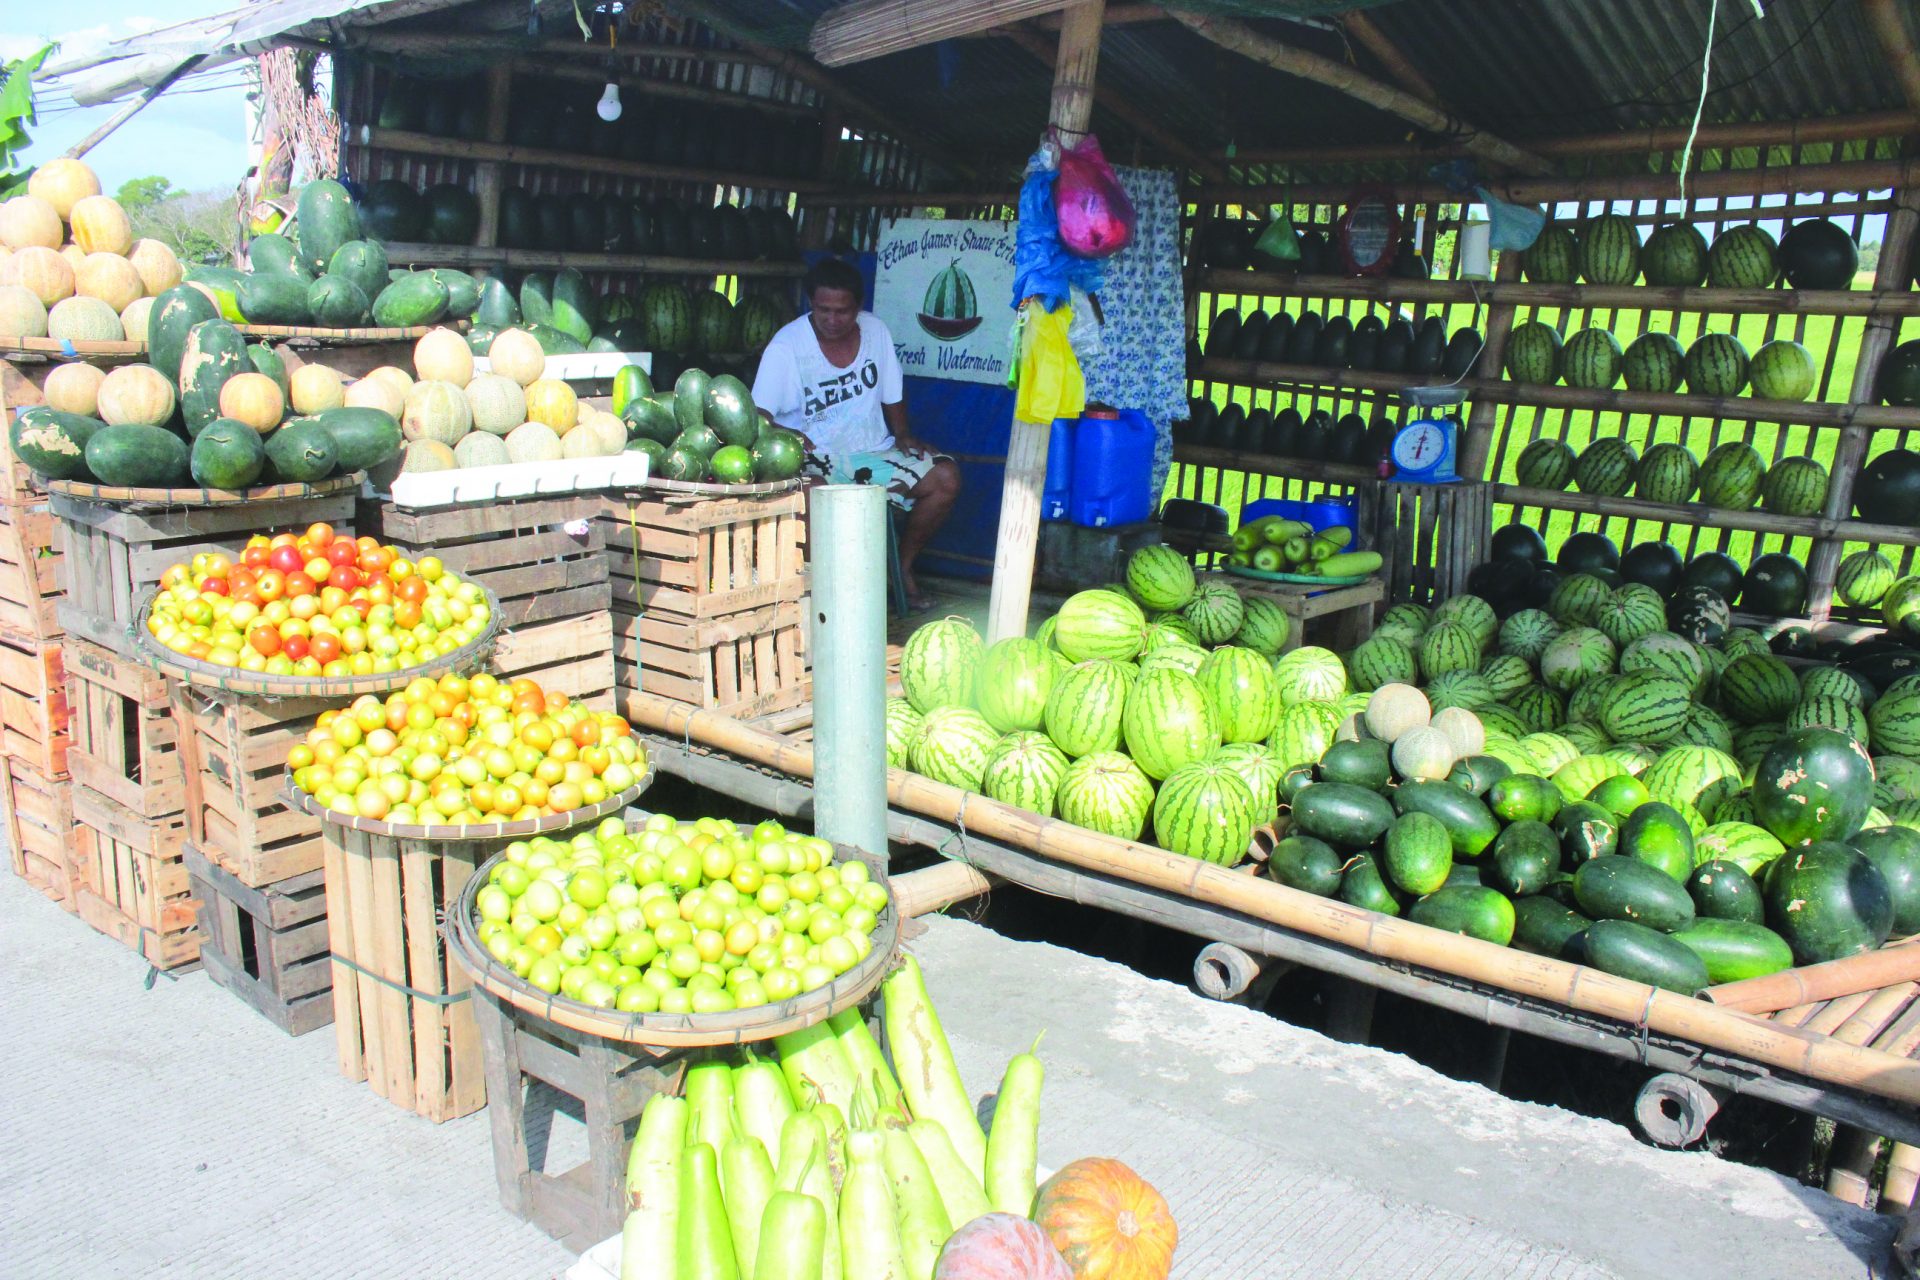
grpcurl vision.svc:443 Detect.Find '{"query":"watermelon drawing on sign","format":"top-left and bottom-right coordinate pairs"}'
top-left (918, 259), bottom-right (983, 340)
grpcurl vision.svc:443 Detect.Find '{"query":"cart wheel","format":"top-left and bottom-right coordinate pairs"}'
top-left (1632, 1073), bottom-right (1722, 1149)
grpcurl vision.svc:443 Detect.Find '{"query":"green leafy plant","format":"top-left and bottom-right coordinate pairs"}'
top-left (0, 44), bottom-right (53, 199)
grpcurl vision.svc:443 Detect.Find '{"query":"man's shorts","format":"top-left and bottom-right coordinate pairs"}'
top-left (802, 447), bottom-right (951, 511)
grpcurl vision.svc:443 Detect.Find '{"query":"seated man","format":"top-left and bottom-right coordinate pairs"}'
top-left (752, 257), bottom-right (961, 611)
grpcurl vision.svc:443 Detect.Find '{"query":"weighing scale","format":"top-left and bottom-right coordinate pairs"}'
top-left (1390, 384), bottom-right (1470, 483)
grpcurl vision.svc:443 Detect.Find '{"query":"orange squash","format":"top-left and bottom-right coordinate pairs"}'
top-left (935, 1213), bottom-right (1074, 1280)
top-left (1033, 1159), bottom-right (1178, 1280)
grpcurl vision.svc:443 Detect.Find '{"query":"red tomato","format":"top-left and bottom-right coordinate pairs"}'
top-left (284, 572), bottom-right (316, 598)
top-left (268, 545), bottom-right (304, 575)
top-left (327, 565), bottom-right (362, 592)
top-left (269, 532), bottom-right (298, 549)
top-left (202, 578), bottom-right (230, 596)
top-left (242, 546), bottom-right (271, 570)
top-left (306, 522), bottom-right (335, 550)
top-left (228, 567), bottom-right (257, 598)
top-left (393, 599), bottom-right (422, 630)
top-left (359, 546), bottom-right (392, 574)
top-left (326, 540), bottom-right (359, 568)
top-left (396, 576), bottom-right (430, 604)
top-left (309, 633), bottom-right (342, 664)
top-left (281, 634), bottom-right (310, 661)
top-left (249, 626), bottom-right (282, 657)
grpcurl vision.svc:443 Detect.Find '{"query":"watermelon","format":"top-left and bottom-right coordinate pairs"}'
top-left (1267, 701), bottom-right (1341, 771)
top-left (1623, 332), bottom-right (1686, 393)
top-left (1632, 442), bottom-right (1698, 504)
top-left (1143, 616), bottom-right (1201, 650)
top-left (885, 698), bottom-right (924, 768)
top-left (1869, 676), bottom-right (1920, 758)
top-left (1802, 666), bottom-right (1869, 708)
top-left (1509, 685), bottom-right (1565, 734)
top-left (1498, 609), bottom-right (1563, 664)
top-left (1742, 552), bottom-right (1808, 615)
top-left (641, 282), bottom-right (695, 353)
top-left (1055, 751), bottom-right (1156, 841)
top-left (1838, 550), bottom-right (1898, 608)
top-left (1273, 646), bottom-right (1349, 705)
top-left (1180, 580), bottom-right (1244, 646)
top-left (1621, 632), bottom-right (1708, 697)
top-left (1685, 332), bottom-right (1750, 397)
top-left (1548, 574), bottom-right (1613, 627)
top-left (1642, 223), bottom-right (1709, 287)
top-left (1698, 441), bottom-right (1765, 509)
top-left (1154, 761), bottom-right (1256, 865)
top-left (1765, 843), bottom-right (1894, 964)
top-left (900, 617), bottom-right (984, 713)
top-left (981, 731), bottom-right (1070, 815)
top-left (1644, 740), bottom-right (1744, 822)
top-left (976, 637), bottom-right (1055, 733)
top-left (1759, 456), bottom-right (1829, 517)
top-left (1881, 344), bottom-right (1920, 407)
top-left (1578, 215), bottom-right (1642, 285)
top-left (1125, 545), bottom-right (1196, 611)
top-left (1197, 646), bottom-right (1282, 744)
top-left (1124, 668), bottom-right (1221, 780)
top-left (1522, 226), bottom-right (1578, 284)
top-left (1778, 219), bottom-right (1859, 290)
top-left (1431, 594), bottom-right (1498, 649)
top-left (1233, 595), bottom-right (1291, 655)
top-left (1540, 627), bottom-right (1617, 693)
top-left (1719, 653), bottom-right (1801, 726)
top-left (1347, 635), bottom-right (1419, 690)
top-left (1594, 584), bottom-right (1668, 649)
top-left (1514, 437), bottom-right (1575, 489)
top-left (1574, 436), bottom-right (1638, 496)
top-left (1418, 621), bottom-right (1481, 680)
top-left (1210, 742), bottom-right (1285, 810)
top-left (1480, 654), bottom-right (1534, 701)
top-left (1560, 328), bottom-right (1625, 390)
top-left (1043, 660), bottom-right (1130, 758)
top-left (1753, 728), bottom-right (1876, 847)
top-left (1695, 822), bottom-right (1787, 876)
top-left (1504, 322), bottom-right (1564, 384)
top-left (909, 707), bottom-right (1001, 792)
top-left (1789, 694), bottom-right (1870, 745)
top-left (1750, 340), bottom-right (1816, 402)
top-left (1053, 589), bottom-right (1145, 662)
top-left (1708, 225), bottom-right (1779, 289)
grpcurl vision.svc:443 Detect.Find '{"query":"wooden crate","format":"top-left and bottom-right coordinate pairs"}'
top-left (360, 495), bottom-right (610, 631)
top-left (64, 638), bottom-right (183, 819)
top-left (51, 491), bottom-right (355, 657)
top-left (1357, 479), bottom-right (1492, 608)
top-left (0, 633), bottom-right (69, 778)
top-left (0, 500), bottom-right (61, 645)
top-left (1232, 577), bottom-right (1387, 654)
top-left (612, 600), bottom-right (808, 720)
top-left (322, 824), bottom-right (487, 1121)
top-left (0, 355), bottom-right (49, 503)
top-left (186, 844), bottom-right (333, 1037)
top-left (74, 806), bottom-right (199, 970)
top-left (173, 683), bottom-right (330, 887)
top-left (490, 612), bottom-right (616, 711)
top-left (1, 756), bottom-right (76, 909)
top-left (73, 782), bottom-right (187, 862)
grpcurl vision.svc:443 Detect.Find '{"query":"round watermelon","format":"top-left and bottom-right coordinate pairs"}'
top-left (1233, 595), bottom-right (1291, 655)
top-left (1154, 761), bottom-right (1256, 865)
top-left (981, 731), bottom-right (1070, 815)
top-left (909, 707), bottom-right (1001, 792)
top-left (1055, 750), bottom-right (1156, 840)
top-left (1752, 727), bottom-right (1875, 847)
top-left (1043, 659), bottom-right (1130, 758)
top-left (884, 697), bottom-right (924, 768)
top-left (1765, 843), bottom-right (1893, 964)
top-left (1125, 544), bottom-right (1196, 611)
top-left (1180, 580), bottom-right (1244, 646)
top-left (1274, 645), bottom-right (1349, 705)
top-left (1123, 668), bottom-right (1220, 780)
top-left (1196, 646), bottom-right (1281, 744)
top-left (1053, 589), bottom-right (1145, 663)
top-left (900, 617), bottom-right (983, 713)
top-left (976, 637), bottom-right (1054, 734)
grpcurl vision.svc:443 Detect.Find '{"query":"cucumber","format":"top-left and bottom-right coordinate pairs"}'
top-left (1290, 782), bottom-right (1395, 848)
top-left (1488, 773), bottom-right (1562, 824)
top-left (1318, 738), bottom-right (1391, 791)
top-left (1553, 800), bottom-right (1618, 867)
top-left (1338, 851), bottom-right (1402, 916)
top-left (1573, 855), bottom-right (1696, 932)
top-left (1512, 895), bottom-right (1592, 960)
top-left (1686, 859), bottom-right (1765, 924)
top-left (371, 273), bottom-right (450, 327)
top-left (1408, 885), bottom-right (1516, 945)
top-left (1265, 834), bottom-right (1346, 896)
top-left (1487, 820), bottom-right (1560, 896)
top-left (1671, 919), bottom-right (1794, 984)
top-left (1618, 801), bottom-right (1694, 882)
top-left (1390, 781), bottom-right (1499, 857)
top-left (1583, 919), bottom-right (1710, 993)
top-left (1315, 550), bottom-right (1383, 578)
top-left (675, 1143), bottom-right (740, 1280)
top-left (1383, 812), bottom-right (1451, 896)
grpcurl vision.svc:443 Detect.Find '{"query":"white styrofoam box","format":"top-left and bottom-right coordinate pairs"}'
top-left (386, 453), bottom-right (649, 508)
top-left (569, 1234), bottom-right (621, 1280)
top-left (474, 351), bottom-right (652, 383)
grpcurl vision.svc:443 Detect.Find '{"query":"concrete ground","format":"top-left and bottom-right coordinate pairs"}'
top-left (0, 869), bottom-right (1895, 1279)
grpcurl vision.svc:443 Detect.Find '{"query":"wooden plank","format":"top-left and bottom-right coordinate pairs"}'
top-left (1832, 984), bottom-right (1919, 1048)
top-left (325, 827), bottom-right (369, 1083)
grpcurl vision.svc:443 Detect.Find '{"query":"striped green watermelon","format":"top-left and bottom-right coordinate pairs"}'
top-left (1874, 755), bottom-right (1920, 806)
top-left (1595, 584), bottom-right (1668, 649)
top-left (1574, 436), bottom-right (1638, 495)
top-left (922, 259), bottom-right (978, 321)
top-left (1719, 653), bottom-right (1801, 725)
top-left (692, 290), bottom-right (738, 354)
top-left (1722, 627), bottom-right (1769, 661)
top-left (1181, 580), bottom-right (1244, 646)
top-left (1521, 731), bottom-right (1581, 775)
top-left (1233, 596), bottom-right (1292, 655)
top-left (1499, 608), bottom-right (1564, 664)
top-left (1579, 215), bottom-right (1642, 285)
top-left (1600, 744), bottom-right (1659, 776)
top-left (1838, 550), bottom-right (1898, 607)
top-left (1560, 328), bottom-right (1625, 390)
top-left (1801, 666), bottom-right (1869, 708)
top-left (976, 637), bottom-right (1055, 733)
top-left (1515, 437), bottom-right (1576, 489)
top-left (1548, 574), bottom-right (1614, 627)
top-left (1567, 674), bottom-right (1619, 727)
top-left (1554, 754), bottom-right (1627, 803)
top-left (1733, 724), bottom-right (1786, 771)
top-left (1695, 821), bottom-right (1787, 876)
top-left (901, 617), bottom-right (984, 713)
top-left (1210, 742), bottom-right (1285, 810)
top-left (1560, 722), bottom-right (1612, 754)
top-left (1054, 589), bottom-right (1145, 662)
top-left (1633, 442), bottom-right (1698, 503)
top-left (1886, 578), bottom-right (1920, 632)
top-left (641, 281), bottom-right (695, 353)
top-left (1672, 702), bottom-right (1735, 753)
top-left (1035, 615), bottom-right (1059, 651)
top-left (1054, 751), bottom-right (1156, 841)
top-left (1685, 332), bottom-right (1750, 397)
top-left (1418, 622), bottom-right (1482, 680)
top-left (1198, 646), bottom-right (1282, 743)
top-left (1043, 659), bottom-right (1131, 758)
top-left (1789, 694), bottom-right (1870, 745)
top-left (1144, 615), bottom-right (1201, 650)
top-left (1708, 224), bottom-right (1779, 289)
top-left (1505, 321), bottom-right (1565, 384)
top-left (1509, 685), bottom-right (1566, 734)
top-left (1601, 671), bottom-right (1694, 745)
top-left (1869, 676), bottom-right (1920, 757)
top-left (1750, 340), bottom-right (1816, 401)
top-left (1540, 626), bottom-right (1617, 693)
top-left (1642, 223), bottom-right (1709, 287)
top-left (1760, 456), bottom-right (1829, 517)
top-left (1427, 671), bottom-right (1495, 711)
top-left (1523, 225), bottom-right (1579, 283)
top-left (1481, 654), bottom-right (1534, 701)
top-left (1477, 703), bottom-right (1531, 738)
top-left (1126, 544), bottom-right (1197, 611)
top-left (1274, 645), bottom-right (1349, 705)
top-left (1716, 791), bottom-right (1760, 825)
top-left (981, 731), bottom-right (1070, 815)
top-left (909, 707), bottom-right (1001, 791)
top-left (1267, 700), bottom-right (1341, 771)
top-left (1623, 332), bottom-right (1686, 393)
top-left (1138, 643), bottom-right (1207, 677)
top-left (1621, 632), bottom-right (1708, 696)
top-left (1432, 594), bottom-right (1498, 649)
top-left (1123, 668), bottom-right (1221, 780)
top-left (1154, 761), bottom-right (1256, 865)
top-left (1698, 441), bottom-right (1765, 509)
top-left (1347, 635), bottom-right (1419, 690)
top-left (1376, 603), bottom-right (1432, 638)
top-left (737, 294), bottom-right (790, 352)
top-left (885, 697), bottom-right (924, 768)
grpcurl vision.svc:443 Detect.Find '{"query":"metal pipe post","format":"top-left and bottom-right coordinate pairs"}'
top-left (808, 484), bottom-right (890, 860)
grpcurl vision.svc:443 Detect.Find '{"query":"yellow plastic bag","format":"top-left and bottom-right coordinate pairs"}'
top-left (1014, 303), bottom-right (1085, 425)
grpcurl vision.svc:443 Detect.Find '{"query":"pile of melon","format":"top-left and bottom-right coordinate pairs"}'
top-left (387, 326), bottom-right (628, 475)
top-left (0, 159), bottom-right (184, 344)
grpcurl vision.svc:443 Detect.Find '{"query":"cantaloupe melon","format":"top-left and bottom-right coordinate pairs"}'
top-left (486, 328), bottom-right (545, 385)
top-left (120, 296), bottom-right (155, 343)
top-left (69, 196), bottom-right (133, 256)
top-left (0, 284), bottom-right (48, 338)
top-left (402, 381), bottom-right (471, 446)
top-left (400, 438), bottom-right (457, 472)
top-left (75, 252), bottom-right (144, 313)
top-left (0, 195), bottom-right (63, 251)
top-left (126, 239), bottom-right (183, 296)
top-left (464, 373), bottom-right (526, 436)
top-left (289, 363), bottom-right (346, 415)
top-left (219, 372), bottom-right (286, 434)
top-left (366, 365), bottom-right (414, 398)
top-left (343, 375), bottom-right (405, 417)
top-left (5, 246), bottom-right (75, 306)
top-left (524, 378), bottom-right (578, 432)
top-left (46, 295), bottom-right (124, 342)
top-left (43, 362), bottom-right (105, 416)
top-left (413, 327), bottom-right (473, 387)
top-left (97, 363), bottom-right (176, 426)
top-left (59, 244), bottom-right (86, 273)
top-left (505, 420), bottom-right (563, 462)
top-left (562, 415), bottom-right (627, 458)
top-left (454, 432), bottom-right (511, 468)
top-left (28, 159), bottom-right (101, 220)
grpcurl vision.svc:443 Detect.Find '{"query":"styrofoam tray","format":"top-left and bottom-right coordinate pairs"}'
top-left (475, 351), bottom-right (652, 382)
top-left (386, 454), bottom-right (650, 508)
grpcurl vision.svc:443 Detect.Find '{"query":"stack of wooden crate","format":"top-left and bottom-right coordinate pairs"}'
top-left (597, 487), bottom-right (811, 721)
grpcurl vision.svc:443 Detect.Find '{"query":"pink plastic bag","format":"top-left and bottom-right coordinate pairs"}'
top-left (1055, 132), bottom-right (1135, 259)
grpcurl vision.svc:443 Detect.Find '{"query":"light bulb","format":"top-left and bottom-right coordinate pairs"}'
top-left (596, 82), bottom-right (622, 122)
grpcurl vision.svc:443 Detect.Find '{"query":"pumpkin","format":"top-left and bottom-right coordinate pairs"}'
top-left (1033, 1159), bottom-right (1178, 1280)
top-left (1428, 706), bottom-right (1486, 759)
top-left (75, 252), bottom-right (144, 313)
top-left (465, 373), bottom-right (526, 435)
top-left (289, 363), bottom-right (346, 415)
top-left (27, 158), bottom-right (101, 220)
top-left (504, 420), bottom-right (563, 463)
top-left (935, 1214), bottom-right (1074, 1280)
top-left (1363, 683), bottom-right (1431, 743)
top-left (344, 375), bottom-right (406, 418)
top-left (0, 284), bottom-right (48, 338)
top-left (43, 362), bottom-right (106, 417)
top-left (120, 296), bottom-right (156, 343)
top-left (486, 327), bottom-right (546, 385)
top-left (400, 438), bottom-right (457, 473)
top-left (1390, 725), bottom-right (1457, 782)
top-left (219, 371), bottom-right (286, 434)
top-left (402, 380), bottom-right (472, 446)
top-left (413, 326), bottom-right (474, 387)
top-left (69, 195), bottom-right (133, 256)
top-left (126, 238), bottom-right (184, 296)
top-left (366, 365), bottom-right (414, 398)
top-left (5, 245), bottom-right (76, 307)
top-left (524, 377), bottom-right (578, 432)
top-left (96, 363), bottom-right (177, 427)
top-left (47, 296), bottom-right (124, 342)
top-left (0, 195), bottom-right (63, 250)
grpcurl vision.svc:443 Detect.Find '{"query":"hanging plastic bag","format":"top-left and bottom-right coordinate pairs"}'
top-left (1253, 212), bottom-right (1301, 263)
top-left (1055, 132), bottom-right (1135, 259)
top-left (1014, 302), bottom-right (1086, 425)
top-left (1475, 186), bottom-right (1546, 251)
top-left (1066, 285), bottom-right (1105, 360)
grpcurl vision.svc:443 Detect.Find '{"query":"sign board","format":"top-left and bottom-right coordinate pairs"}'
top-left (873, 217), bottom-right (1017, 386)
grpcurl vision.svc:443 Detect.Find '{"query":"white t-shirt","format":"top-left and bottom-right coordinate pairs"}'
top-left (750, 312), bottom-right (903, 458)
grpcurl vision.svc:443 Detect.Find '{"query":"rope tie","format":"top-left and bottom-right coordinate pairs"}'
top-left (331, 951), bottom-right (472, 1005)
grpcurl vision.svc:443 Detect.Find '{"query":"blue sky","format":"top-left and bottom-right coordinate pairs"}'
top-left (3, 0), bottom-right (253, 196)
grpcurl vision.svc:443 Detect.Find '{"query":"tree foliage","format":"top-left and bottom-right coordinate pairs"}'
top-left (120, 179), bottom-right (236, 265)
top-left (0, 44), bottom-right (54, 198)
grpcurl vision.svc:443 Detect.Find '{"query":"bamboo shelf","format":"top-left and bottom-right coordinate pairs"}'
top-left (363, 128), bottom-right (831, 195)
top-left (379, 242), bottom-right (806, 278)
top-left (1489, 483), bottom-right (1920, 549)
top-left (1171, 444), bottom-right (1377, 488)
top-left (1197, 357), bottom-right (1438, 396)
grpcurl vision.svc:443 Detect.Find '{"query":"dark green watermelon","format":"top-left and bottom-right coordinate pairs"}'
top-left (1764, 843), bottom-right (1894, 964)
top-left (1752, 727), bottom-right (1875, 847)
top-left (1855, 448), bottom-right (1920, 521)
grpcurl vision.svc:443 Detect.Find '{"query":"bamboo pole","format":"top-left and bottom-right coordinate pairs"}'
top-left (1456, 251), bottom-right (1523, 483)
top-left (811, 0), bottom-right (1080, 66)
top-left (1708, 939), bottom-right (1920, 1015)
top-left (622, 690), bottom-right (1920, 1107)
top-left (1828, 1127), bottom-right (1886, 1208)
top-left (890, 862), bottom-right (996, 917)
top-left (1861, 0), bottom-right (1920, 113)
top-left (1337, 10), bottom-right (1442, 106)
top-left (1886, 1143), bottom-right (1920, 1212)
top-left (1167, 10), bottom-right (1551, 177)
top-left (471, 65), bottom-right (511, 256)
top-left (519, 57), bottom-right (819, 118)
top-left (364, 127), bottom-right (833, 194)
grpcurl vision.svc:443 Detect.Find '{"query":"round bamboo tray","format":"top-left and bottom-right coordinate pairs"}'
top-left (47, 472), bottom-right (365, 509)
top-left (131, 579), bottom-right (502, 698)
top-left (443, 838), bottom-right (897, 1048)
top-left (282, 765), bottom-right (654, 840)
